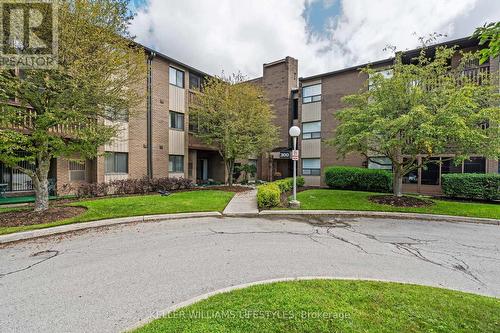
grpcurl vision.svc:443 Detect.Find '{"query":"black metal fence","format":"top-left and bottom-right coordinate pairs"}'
top-left (0, 157), bottom-right (34, 192)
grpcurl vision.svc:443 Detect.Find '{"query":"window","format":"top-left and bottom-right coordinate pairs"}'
top-left (105, 152), bottom-right (128, 174)
top-left (368, 157), bottom-right (392, 170)
top-left (292, 98), bottom-right (298, 120)
top-left (69, 161), bottom-right (86, 181)
top-left (402, 158), bottom-right (417, 184)
top-left (302, 121), bottom-right (321, 139)
top-left (169, 111), bottom-right (184, 130)
top-left (169, 155), bottom-right (184, 173)
top-left (421, 158), bottom-right (440, 185)
top-left (189, 73), bottom-right (202, 90)
top-left (368, 69), bottom-right (393, 90)
top-left (169, 67), bottom-right (184, 88)
top-left (302, 159), bottom-right (320, 176)
top-left (464, 157), bottom-right (485, 173)
top-left (441, 159), bottom-right (462, 174)
top-left (104, 107), bottom-right (128, 122)
top-left (302, 84), bottom-right (321, 103)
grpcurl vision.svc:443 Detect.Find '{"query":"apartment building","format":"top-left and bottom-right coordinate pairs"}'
top-left (0, 36), bottom-right (498, 196)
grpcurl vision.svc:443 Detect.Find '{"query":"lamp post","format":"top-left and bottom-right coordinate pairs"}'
top-left (289, 126), bottom-right (301, 208)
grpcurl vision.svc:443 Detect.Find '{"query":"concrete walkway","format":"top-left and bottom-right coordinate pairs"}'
top-left (223, 189), bottom-right (258, 216)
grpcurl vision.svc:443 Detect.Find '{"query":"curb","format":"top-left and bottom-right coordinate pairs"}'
top-left (0, 212), bottom-right (222, 245)
top-left (258, 210), bottom-right (500, 225)
top-left (126, 276), bottom-right (484, 331)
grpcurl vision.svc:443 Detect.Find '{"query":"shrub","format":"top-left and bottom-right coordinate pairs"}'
top-left (76, 182), bottom-right (110, 198)
top-left (257, 183), bottom-right (281, 209)
top-left (324, 166), bottom-right (392, 193)
top-left (75, 177), bottom-right (193, 198)
top-left (442, 173), bottom-right (500, 201)
top-left (274, 177), bottom-right (305, 193)
top-left (257, 177), bottom-right (305, 209)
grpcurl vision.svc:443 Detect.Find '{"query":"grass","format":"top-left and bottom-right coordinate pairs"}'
top-left (0, 190), bottom-right (234, 235)
top-left (132, 279), bottom-right (500, 333)
top-left (293, 189), bottom-right (500, 220)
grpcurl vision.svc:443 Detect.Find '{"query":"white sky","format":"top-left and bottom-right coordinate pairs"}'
top-left (130, 0), bottom-right (500, 78)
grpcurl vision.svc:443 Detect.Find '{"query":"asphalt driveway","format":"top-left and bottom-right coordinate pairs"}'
top-left (0, 216), bottom-right (499, 333)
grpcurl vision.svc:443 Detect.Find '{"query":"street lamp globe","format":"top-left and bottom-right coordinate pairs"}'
top-left (289, 126), bottom-right (301, 137)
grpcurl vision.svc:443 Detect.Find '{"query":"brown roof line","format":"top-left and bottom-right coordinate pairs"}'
top-left (300, 35), bottom-right (480, 81)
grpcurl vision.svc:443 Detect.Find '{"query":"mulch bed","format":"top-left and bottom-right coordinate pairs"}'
top-left (191, 185), bottom-right (252, 193)
top-left (0, 206), bottom-right (86, 227)
top-left (369, 195), bottom-right (433, 208)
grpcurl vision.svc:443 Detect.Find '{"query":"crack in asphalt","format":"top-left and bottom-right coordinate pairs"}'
top-left (306, 218), bottom-right (486, 286)
top-left (207, 228), bottom-right (325, 245)
top-left (0, 250), bottom-right (60, 278)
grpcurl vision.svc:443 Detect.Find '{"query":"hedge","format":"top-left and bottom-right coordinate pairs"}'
top-left (257, 177), bottom-right (305, 209)
top-left (324, 166), bottom-right (392, 193)
top-left (72, 176), bottom-right (193, 198)
top-left (442, 173), bottom-right (500, 201)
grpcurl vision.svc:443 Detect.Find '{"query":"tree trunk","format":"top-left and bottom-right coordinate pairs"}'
top-left (226, 159), bottom-right (235, 186)
top-left (393, 166), bottom-right (403, 197)
top-left (33, 158), bottom-right (51, 212)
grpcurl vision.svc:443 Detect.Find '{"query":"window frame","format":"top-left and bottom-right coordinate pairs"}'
top-left (169, 111), bottom-right (185, 130)
top-left (302, 158), bottom-right (321, 176)
top-left (69, 161), bottom-right (86, 181)
top-left (189, 72), bottom-right (202, 90)
top-left (169, 66), bottom-right (185, 88)
top-left (302, 121), bottom-right (321, 140)
top-left (302, 84), bottom-right (321, 104)
top-left (105, 152), bottom-right (129, 174)
top-left (169, 155), bottom-right (184, 173)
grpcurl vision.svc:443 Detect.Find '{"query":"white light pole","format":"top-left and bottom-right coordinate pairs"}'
top-left (289, 126), bottom-right (301, 208)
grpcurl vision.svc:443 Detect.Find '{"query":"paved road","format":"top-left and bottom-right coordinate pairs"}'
top-left (0, 216), bottom-right (499, 333)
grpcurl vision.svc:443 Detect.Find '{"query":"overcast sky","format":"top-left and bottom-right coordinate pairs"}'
top-left (129, 0), bottom-right (500, 78)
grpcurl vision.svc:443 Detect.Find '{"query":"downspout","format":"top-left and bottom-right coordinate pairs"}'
top-left (147, 51), bottom-right (156, 178)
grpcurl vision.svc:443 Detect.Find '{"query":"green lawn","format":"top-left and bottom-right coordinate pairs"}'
top-left (0, 190), bottom-right (234, 235)
top-left (294, 189), bottom-right (500, 220)
top-left (133, 280), bottom-right (500, 333)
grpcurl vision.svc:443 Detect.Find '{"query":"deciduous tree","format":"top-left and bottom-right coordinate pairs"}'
top-left (0, 0), bottom-right (146, 211)
top-left (189, 74), bottom-right (278, 185)
top-left (329, 45), bottom-right (500, 196)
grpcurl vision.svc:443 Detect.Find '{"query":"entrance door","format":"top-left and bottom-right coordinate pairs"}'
top-left (197, 158), bottom-right (208, 181)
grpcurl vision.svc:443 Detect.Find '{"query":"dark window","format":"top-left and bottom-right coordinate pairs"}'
top-left (441, 159), bottom-right (462, 174)
top-left (302, 84), bottom-right (321, 104)
top-left (169, 67), bottom-right (184, 88)
top-left (421, 158), bottom-right (440, 185)
top-left (302, 159), bottom-right (320, 176)
top-left (403, 158), bottom-right (418, 184)
top-left (105, 152), bottom-right (128, 174)
top-left (464, 157), bottom-right (485, 173)
top-left (169, 155), bottom-right (184, 173)
top-left (189, 73), bottom-right (202, 90)
top-left (169, 111), bottom-right (184, 130)
top-left (292, 98), bottom-right (298, 120)
top-left (302, 121), bottom-right (321, 139)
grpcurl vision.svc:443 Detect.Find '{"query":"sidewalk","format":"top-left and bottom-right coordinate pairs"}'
top-left (223, 189), bottom-right (259, 216)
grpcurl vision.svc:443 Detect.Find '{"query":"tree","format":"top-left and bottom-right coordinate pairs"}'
top-left (0, 0), bottom-right (146, 211)
top-left (189, 74), bottom-right (278, 186)
top-left (329, 45), bottom-right (500, 197)
top-left (473, 21), bottom-right (500, 64)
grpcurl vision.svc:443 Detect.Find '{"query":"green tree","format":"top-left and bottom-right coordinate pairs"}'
top-left (473, 21), bottom-right (500, 64)
top-left (329, 46), bottom-right (500, 196)
top-left (190, 74), bottom-right (278, 186)
top-left (0, 0), bottom-right (146, 211)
